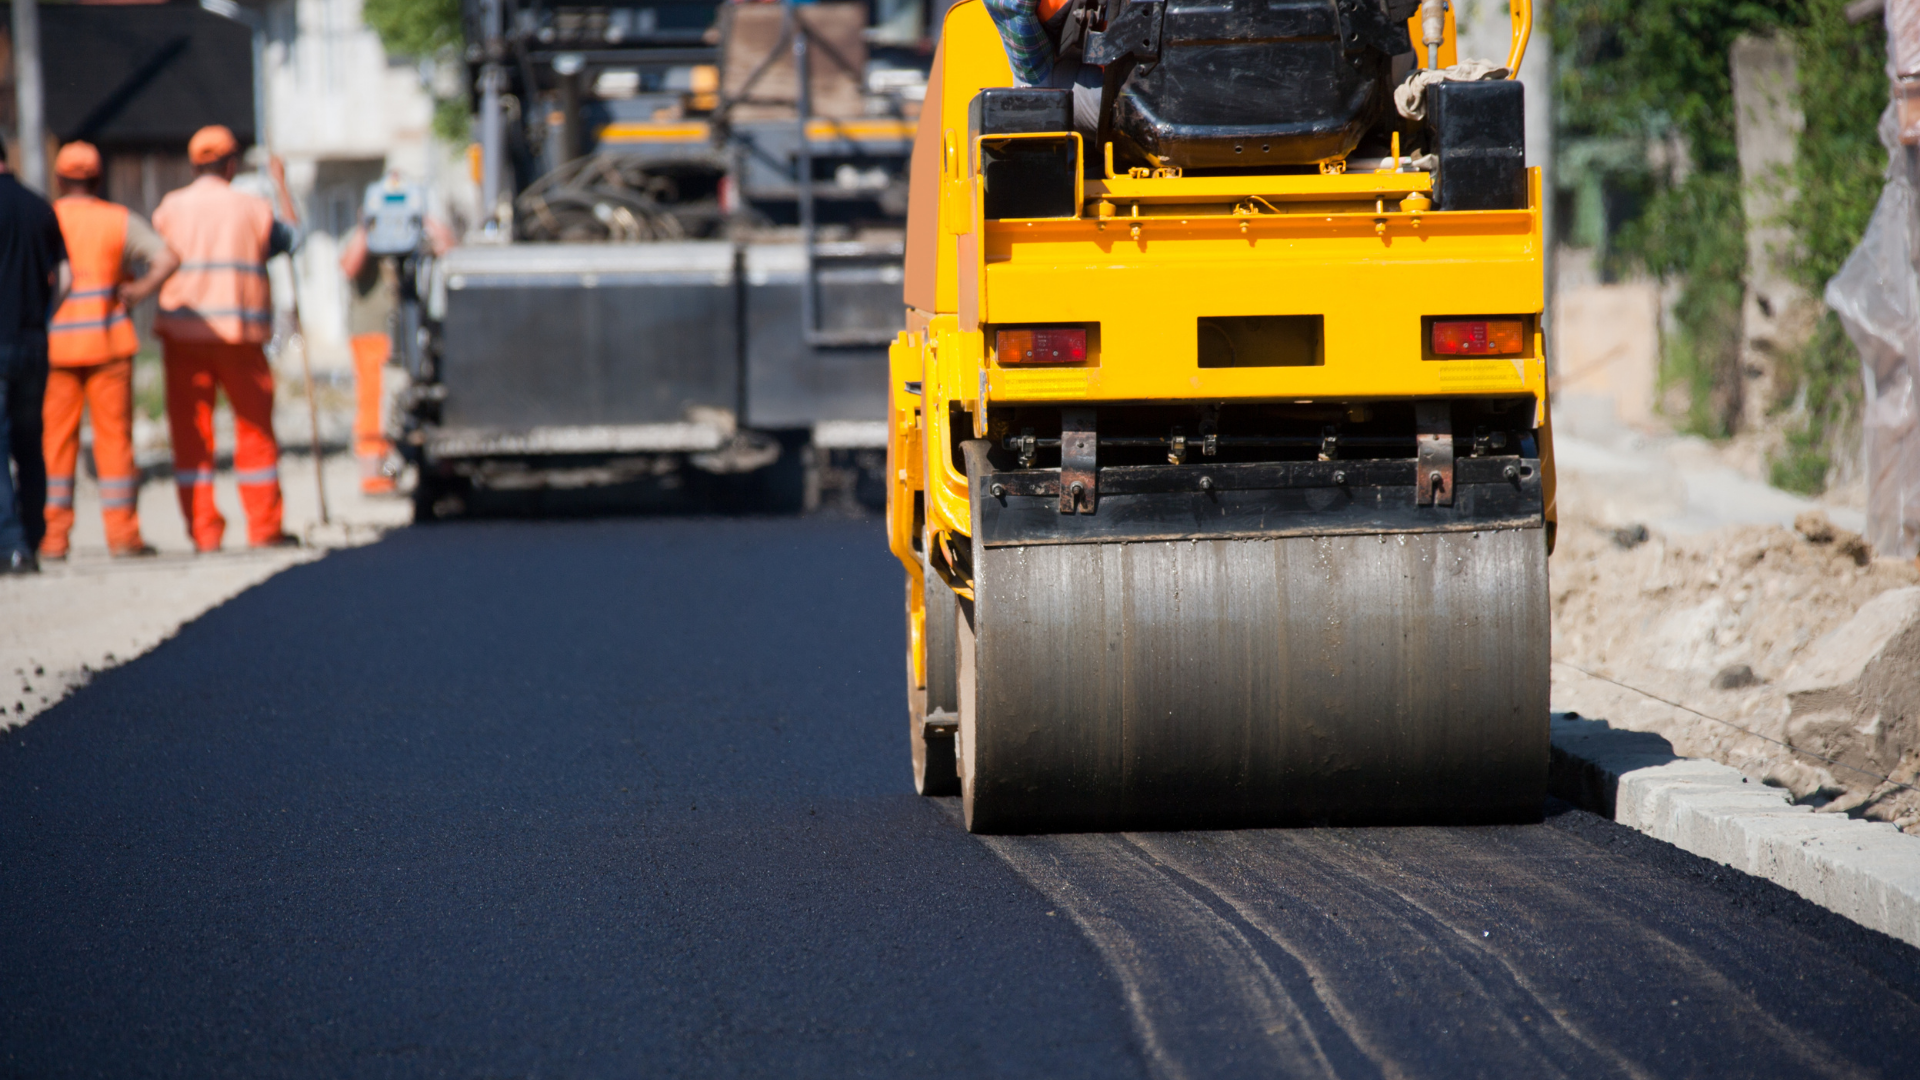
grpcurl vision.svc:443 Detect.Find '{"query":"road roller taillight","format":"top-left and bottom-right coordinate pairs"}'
top-left (1431, 319), bottom-right (1525, 356)
top-left (996, 327), bottom-right (1088, 364)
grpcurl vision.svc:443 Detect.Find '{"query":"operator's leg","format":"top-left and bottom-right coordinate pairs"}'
top-left (86, 357), bottom-right (147, 554)
top-left (211, 343), bottom-right (285, 546)
top-left (164, 341), bottom-right (225, 552)
top-left (38, 364), bottom-right (83, 559)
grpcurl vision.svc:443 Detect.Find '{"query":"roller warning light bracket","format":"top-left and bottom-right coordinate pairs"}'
top-left (1059, 408), bottom-right (1098, 514)
top-left (1415, 401), bottom-right (1454, 507)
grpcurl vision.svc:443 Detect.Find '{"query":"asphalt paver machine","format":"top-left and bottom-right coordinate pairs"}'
top-left (887, 0), bottom-right (1555, 831)
top-left (405, 0), bottom-right (942, 517)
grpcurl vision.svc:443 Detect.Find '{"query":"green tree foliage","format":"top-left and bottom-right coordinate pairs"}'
top-left (1615, 171), bottom-right (1747, 435)
top-left (1789, 0), bottom-right (1887, 289)
top-left (1771, 0), bottom-right (1887, 491)
top-left (434, 96), bottom-right (473, 143)
top-left (362, 0), bottom-right (463, 58)
top-left (363, 0), bottom-right (471, 143)
top-left (1554, 0), bottom-right (1796, 439)
top-left (1556, 0), bottom-right (1792, 176)
top-left (1553, 0), bottom-right (1887, 486)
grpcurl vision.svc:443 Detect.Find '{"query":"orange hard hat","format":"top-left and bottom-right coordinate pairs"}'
top-left (188, 125), bottom-right (242, 166)
top-left (53, 141), bottom-right (101, 180)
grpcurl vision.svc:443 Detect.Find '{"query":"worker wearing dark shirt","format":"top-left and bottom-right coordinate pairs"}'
top-left (0, 159), bottom-right (69, 574)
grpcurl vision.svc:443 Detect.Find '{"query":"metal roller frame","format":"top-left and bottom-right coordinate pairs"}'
top-left (955, 442), bottom-right (1550, 834)
top-left (913, 547), bottom-right (962, 796)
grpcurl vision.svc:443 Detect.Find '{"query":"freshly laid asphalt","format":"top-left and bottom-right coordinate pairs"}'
top-left (2, 515), bottom-right (1918, 1078)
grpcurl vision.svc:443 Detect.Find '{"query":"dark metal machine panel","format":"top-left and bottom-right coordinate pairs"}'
top-left (741, 245), bottom-right (896, 429)
top-left (975, 457), bottom-right (1546, 546)
top-left (731, 122), bottom-right (913, 203)
top-left (439, 244), bottom-right (738, 430)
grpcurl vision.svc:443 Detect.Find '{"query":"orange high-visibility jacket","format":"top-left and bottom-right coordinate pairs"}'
top-left (49, 196), bottom-right (140, 365)
top-left (152, 175), bottom-right (274, 345)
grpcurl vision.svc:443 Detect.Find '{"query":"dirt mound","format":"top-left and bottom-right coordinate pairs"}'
top-left (1551, 509), bottom-right (1920, 829)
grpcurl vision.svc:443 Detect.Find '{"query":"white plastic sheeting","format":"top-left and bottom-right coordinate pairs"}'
top-left (1826, 108), bottom-right (1920, 559)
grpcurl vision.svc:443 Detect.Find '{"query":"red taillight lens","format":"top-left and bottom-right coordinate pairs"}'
top-left (1431, 319), bottom-right (1525, 356)
top-left (996, 327), bottom-right (1088, 364)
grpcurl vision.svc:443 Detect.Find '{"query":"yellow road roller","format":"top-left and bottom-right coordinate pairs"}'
top-left (887, 0), bottom-right (1555, 833)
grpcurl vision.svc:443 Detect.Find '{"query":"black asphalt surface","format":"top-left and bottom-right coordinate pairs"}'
top-left (2, 516), bottom-right (1918, 1078)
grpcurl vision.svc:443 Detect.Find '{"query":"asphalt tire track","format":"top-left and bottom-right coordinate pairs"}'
top-left (976, 811), bottom-right (1913, 1080)
top-left (974, 828), bottom-right (1367, 1080)
top-left (1239, 826), bottom-right (1869, 1080)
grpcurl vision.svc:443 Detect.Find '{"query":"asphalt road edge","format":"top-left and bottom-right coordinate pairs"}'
top-left (1549, 712), bottom-right (1920, 949)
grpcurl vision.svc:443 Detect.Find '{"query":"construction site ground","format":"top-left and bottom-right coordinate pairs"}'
top-left (1549, 422), bottom-right (1920, 832)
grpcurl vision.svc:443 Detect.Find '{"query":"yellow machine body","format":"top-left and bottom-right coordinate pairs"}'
top-left (889, 0), bottom-right (1555, 832)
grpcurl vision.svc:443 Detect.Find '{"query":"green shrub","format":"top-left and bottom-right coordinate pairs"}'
top-left (1772, 0), bottom-right (1886, 490)
top-left (1553, 0), bottom-right (1886, 485)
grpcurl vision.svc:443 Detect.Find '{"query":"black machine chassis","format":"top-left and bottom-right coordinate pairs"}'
top-left (970, 455), bottom-right (1544, 547)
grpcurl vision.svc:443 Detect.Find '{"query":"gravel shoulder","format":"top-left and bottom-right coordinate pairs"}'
top-left (2, 453), bottom-right (408, 730)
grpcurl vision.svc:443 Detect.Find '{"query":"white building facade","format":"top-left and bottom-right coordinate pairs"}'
top-left (246, 0), bottom-right (475, 367)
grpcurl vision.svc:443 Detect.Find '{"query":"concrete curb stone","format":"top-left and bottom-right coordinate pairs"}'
top-left (1550, 712), bottom-right (1920, 949)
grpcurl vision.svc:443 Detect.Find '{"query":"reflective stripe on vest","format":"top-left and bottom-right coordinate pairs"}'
top-left (152, 176), bottom-right (275, 345)
top-left (176, 261), bottom-right (269, 275)
top-left (49, 197), bottom-right (139, 364)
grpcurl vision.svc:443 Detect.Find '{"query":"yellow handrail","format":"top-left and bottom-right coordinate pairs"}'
top-left (1506, 0), bottom-right (1532, 74)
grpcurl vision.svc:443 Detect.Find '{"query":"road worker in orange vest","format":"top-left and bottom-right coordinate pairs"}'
top-left (338, 171), bottom-right (454, 496)
top-left (40, 141), bottom-right (180, 561)
top-left (151, 125), bottom-right (302, 551)
top-left (337, 226), bottom-right (398, 495)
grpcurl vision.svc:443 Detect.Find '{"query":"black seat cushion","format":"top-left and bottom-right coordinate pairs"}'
top-left (1109, 0), bottom-right (1407, 170)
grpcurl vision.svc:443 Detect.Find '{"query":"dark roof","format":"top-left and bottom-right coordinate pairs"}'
top-left (24, 2), bottom-right (254, 148)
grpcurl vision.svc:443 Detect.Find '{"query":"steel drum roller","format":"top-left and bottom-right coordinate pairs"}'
top-left (958, 529), bottom-right (1550, 834)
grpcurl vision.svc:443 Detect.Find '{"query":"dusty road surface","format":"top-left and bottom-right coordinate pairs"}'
top-left (3, 517), bottom-right (1918, 1077)
top-left (3, 453), bottom-right (410, 730)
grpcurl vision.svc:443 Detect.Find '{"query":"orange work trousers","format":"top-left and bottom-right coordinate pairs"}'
top-left (41, 357), bottom-right (146, 556)
top-left (350, 333), bottom-right (394, 494)
top-left (163, 340), bottom-right (283, 550)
